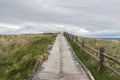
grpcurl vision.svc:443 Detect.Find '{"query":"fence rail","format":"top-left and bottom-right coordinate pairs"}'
top-left (64, 32), bottom-right (120, 77)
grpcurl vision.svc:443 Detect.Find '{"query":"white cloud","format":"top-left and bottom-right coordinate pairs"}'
top-left (95, 30), bottom-right (116, 34)
top-left (0, 23), bottom-right (20, 29)
top-left (78, 28), bottom-right (90, 34)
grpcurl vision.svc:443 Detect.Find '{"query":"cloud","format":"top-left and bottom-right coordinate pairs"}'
top-left (0, 23), bottom-right (20, 29)
top-left (0, 0), bottom-right (120, 37)
top-left (93, 30), bottom-right (118, 36)
top-left (0, 23), bottom-right (90, 35)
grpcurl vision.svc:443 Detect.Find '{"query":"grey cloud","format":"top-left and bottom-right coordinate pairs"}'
top-left (0, 0), bottom-right (120, 37)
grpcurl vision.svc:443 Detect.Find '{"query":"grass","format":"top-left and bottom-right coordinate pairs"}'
top-left (66, 35), bottom-right (120, 80)
top-left (0, 33), bottom-right (57, 80)
top-left (78, 36), bottom-right (120, 72)
top-left (78, 36), bottom-right (120, 59)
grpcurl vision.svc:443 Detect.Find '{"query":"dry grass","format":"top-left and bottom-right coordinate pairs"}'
top-left (0, 33), bottom-right (57, 80)
top-left (78, 36), bottom-right (120, 59)
top-left (66, 35), bottom-right (120, 80)
top-left (78, 36), bottom-right (120, 72)
top-left (0, 34), bottom-right (45, 58)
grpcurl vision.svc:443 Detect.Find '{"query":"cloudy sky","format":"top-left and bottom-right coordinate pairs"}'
top-left (0, 0), bottom-right (120, 37)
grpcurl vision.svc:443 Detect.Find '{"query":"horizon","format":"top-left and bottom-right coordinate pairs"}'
top-left (1, 31), bottom-right (120, 38)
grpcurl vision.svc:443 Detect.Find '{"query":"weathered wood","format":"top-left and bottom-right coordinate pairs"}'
top-left (70, 34), bottom-right (72, 39)
top-left (83, 49), bottom-right (99, 62)
top-left (76, 42), bottom-right (99, 62)
top-left (85, 45), bottom-right (99, 53)
top-left (103, 54), bottom-right (120, 65)
top-left (77, 39), bottom-right (120, 65)
top-left (72, 35), bottom-right (74, 40)
top-left (73, 35), bottom-right (75, 42)
top-left (66, 33), bottom-right (120, 77)
top-left (77, 39), bottom-right (99, 53)
top-left (76, 36), bottom-right (78, 42)
top-left (103, 63), bottom-right (120, 77)
top-left (69, 41), bottom-right (95, 80)
top-left (76, 42), bottom-right (82, 48)
top-left (77, 39), bottom-right (82, 44)
top-left (99, 47), bottom-right (105, 70)
top-left (77, 39), bottom-right (100, 53)
top-left (82, 40), bottom-right (85, 48)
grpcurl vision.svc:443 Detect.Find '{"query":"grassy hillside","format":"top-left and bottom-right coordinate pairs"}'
top-left (0, 33), bottom-right (57, 80)
top-left (66, 36), bottom-right (120, 80)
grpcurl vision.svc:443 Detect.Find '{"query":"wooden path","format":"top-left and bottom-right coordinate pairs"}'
top-left (32, 34), bottom-right (89, 80)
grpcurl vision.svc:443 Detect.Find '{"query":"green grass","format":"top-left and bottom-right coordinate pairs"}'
top-left (78, 36), bottom-right (120, 59)
top-left (0, 33), bottom-right (57, 80)
top-left (78, 36), bottom-right (120, 72)
top-left (66, 36), bottom-right (120, 80)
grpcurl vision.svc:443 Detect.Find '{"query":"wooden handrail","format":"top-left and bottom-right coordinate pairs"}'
top-left (103, 53), bottom-right (120, 65)
top-left (65, 33), bottom-right (120, 78)
top-left (85, 44), bottom-right (99, 53)
top-left (83, 49), bottom-right (99, 62)
top-left (77, 38), bottom-right (120, 65)
top-left (76, 41), bottom-right (99, 62)
top-left (103, 63), bottom-right (120, 77)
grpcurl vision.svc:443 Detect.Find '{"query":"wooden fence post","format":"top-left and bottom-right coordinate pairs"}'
top-left (73, 35), bottom-right (75, 42)
top-left (72, 35), bottom-right (74, 41)
top-left (71, 34), bottom-right (72, 39)
top-left (81, 40), bottom-right (85, 53)
top-left (69, 34), bottom-right (70, 38)
top-left (82, 40), bottom-right (85, 50)
top-left (68, 33), bottom-right (70, 38)
top-left (72, 35), bottom-right (74, 40)
top-left (75, 36), bottom-right (78, 43)
top-left (99, 47), bottom-right (105, 71)
top-left (71, 35), bottom-right (73, 40)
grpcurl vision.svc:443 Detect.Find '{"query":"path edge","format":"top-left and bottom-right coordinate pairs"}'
top-left (27, 35), bottom-right (57, 80)
top-left (64, 35), bottom-right (95, 80)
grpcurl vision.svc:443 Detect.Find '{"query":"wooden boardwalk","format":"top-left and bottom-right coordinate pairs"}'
top-left (32, 34), bottom-right (90, 80)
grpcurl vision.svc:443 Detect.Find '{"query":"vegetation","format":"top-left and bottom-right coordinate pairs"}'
top-left (0, 33), bottom-right (57, 80)
top-left (78, 36), bottom-right (120, 59)
top-left (78, 36), bottom-right (120, 72)
top-left (66, 36), bottom-right (120, 80)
